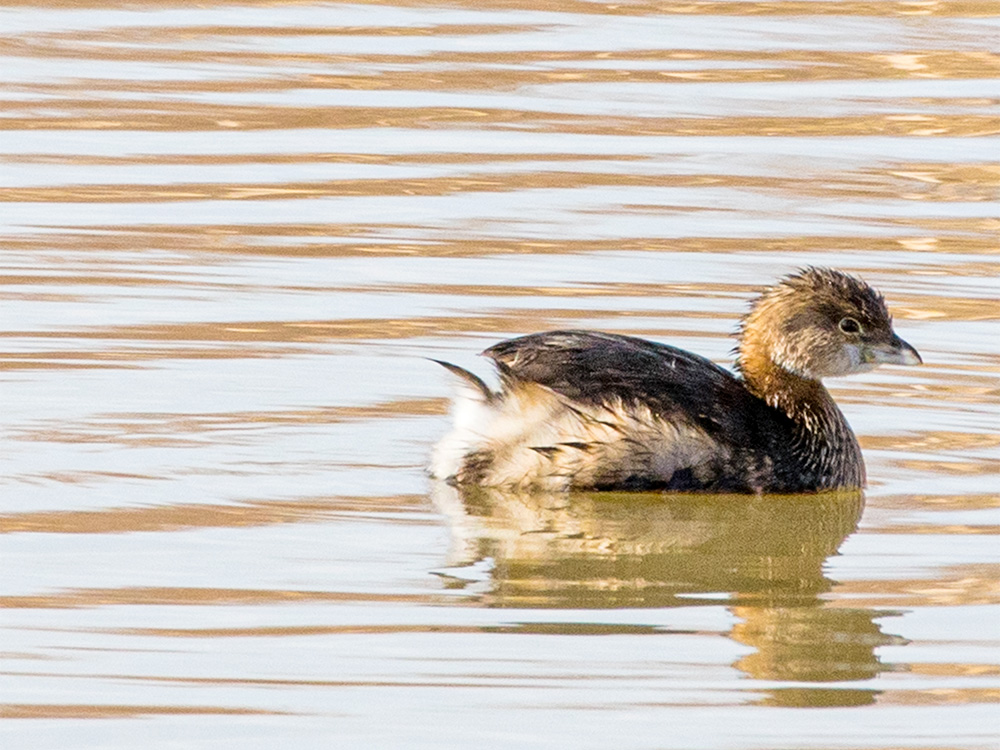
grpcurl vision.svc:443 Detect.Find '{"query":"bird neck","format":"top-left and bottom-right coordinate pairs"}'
top-left (738, 339), bottom-right (830, 418)
top-left (737, 340), bottom-right (864, 489)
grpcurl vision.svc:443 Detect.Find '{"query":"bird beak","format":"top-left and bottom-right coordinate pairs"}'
top-left (865, 334), bottom-right (922, 366)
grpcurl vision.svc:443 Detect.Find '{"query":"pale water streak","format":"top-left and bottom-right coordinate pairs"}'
top-left (1, 1), bottom-right (999, 749)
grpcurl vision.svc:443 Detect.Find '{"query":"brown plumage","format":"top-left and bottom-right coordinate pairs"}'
top-left (430, 268), bottom-right (921, 493)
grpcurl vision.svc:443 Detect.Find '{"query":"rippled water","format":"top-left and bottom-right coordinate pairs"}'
top-left (2, 1), bottom-right (999, 748)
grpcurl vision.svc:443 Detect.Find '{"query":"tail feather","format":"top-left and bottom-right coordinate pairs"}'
top-left (429, 359), bottom-right (499, 481)
top-left (429, 359), bottom-right (494, 402)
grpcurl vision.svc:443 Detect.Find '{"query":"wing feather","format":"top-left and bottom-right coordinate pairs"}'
top-left (483, 330), bottom-right (762, 440)
top-left (434, 331), bottom-right (791, 490)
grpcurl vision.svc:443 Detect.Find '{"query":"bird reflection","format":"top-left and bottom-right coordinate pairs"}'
top-left (432, 483), bottom-right (900, 707)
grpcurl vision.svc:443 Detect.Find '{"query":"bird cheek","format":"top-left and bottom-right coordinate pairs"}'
top-left (841, 343), bottom-right (876, 375)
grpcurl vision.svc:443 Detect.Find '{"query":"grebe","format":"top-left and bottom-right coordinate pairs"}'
top-left (430, 268), bottom-right (921, 493)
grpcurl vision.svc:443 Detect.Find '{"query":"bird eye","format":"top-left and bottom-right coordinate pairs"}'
top-left (839, 317), bottom-right (862, 334)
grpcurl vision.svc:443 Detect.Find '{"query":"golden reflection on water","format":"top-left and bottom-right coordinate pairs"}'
top-left (3, 0), bottom-right (999, 741)
top-left (433, 486), bottom-right (863, 605)
top-left (0, 494), bottom-right (429, 534)
top-left (6, 232), bottom-right (999, 259)
top-left (433, 484), bottom-right (892, 707)
top-left (0, 0), bottom-right (997, 11)
top-left (2, 704), bottom-right (288, 719)
top-left (3, 164), bottom-right (999, 205)
top-left (6, 108), bottom-right (1000, 137)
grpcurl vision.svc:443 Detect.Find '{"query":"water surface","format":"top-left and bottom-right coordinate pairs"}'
top-left (2, 1), bottom-right (999, 748)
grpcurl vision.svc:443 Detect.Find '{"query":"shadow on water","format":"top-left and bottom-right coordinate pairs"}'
top-left (433, 483), bottom-right (901, 707)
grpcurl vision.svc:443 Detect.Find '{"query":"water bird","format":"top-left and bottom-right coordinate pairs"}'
top-left (430, 267), bottom-right (921, 493)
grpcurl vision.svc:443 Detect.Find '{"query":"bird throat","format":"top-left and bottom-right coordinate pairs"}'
top-left (738, 339), bottom-right (862, 489)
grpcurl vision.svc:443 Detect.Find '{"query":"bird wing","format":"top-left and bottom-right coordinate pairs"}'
top-left (483, 330), bottom-right (763, 441)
